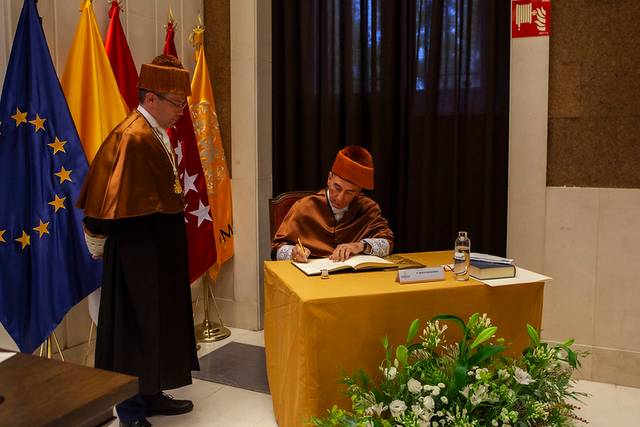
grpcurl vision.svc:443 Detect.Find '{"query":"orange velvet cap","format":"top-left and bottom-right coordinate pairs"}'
top-left (137, 55), bottom-right (191, 97)
top-left (331, 145), bottom-right (374, 190)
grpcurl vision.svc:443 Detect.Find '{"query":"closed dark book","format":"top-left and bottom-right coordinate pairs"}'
top-left (469, 260), bottom-right (516, 280)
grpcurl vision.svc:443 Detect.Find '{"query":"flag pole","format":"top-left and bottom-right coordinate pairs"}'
top-left (83, 321), bottom-right (95, 365)
top-left (195, 274), bottom-right (216, 342)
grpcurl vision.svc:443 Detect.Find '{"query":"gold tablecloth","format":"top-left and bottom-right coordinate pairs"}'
top-left (264, 251), bottom-right (544, 427)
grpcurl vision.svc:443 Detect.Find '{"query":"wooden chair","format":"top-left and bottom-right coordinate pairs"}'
top-left (269, 190), bottom-right (315, 241)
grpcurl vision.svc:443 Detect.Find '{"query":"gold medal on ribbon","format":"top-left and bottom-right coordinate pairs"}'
top-left (148, 126), bottom-right (182, 195)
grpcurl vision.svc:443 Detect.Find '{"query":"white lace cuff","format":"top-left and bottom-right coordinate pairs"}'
top-left (362, 238), bottom-right (390, 257)
top-left (276, 244), bottom-right (295, 260)
top-left (84, 231), bottom-right (107, 258)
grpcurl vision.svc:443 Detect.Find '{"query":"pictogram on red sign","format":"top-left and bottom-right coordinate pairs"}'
top-left (512, 0), bottom-right (551, 38)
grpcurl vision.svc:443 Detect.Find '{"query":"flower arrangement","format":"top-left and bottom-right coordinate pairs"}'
top-left (311, 313), bottom-right (588, 426)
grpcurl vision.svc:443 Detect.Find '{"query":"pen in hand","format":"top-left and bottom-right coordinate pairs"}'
top-left (296, 238), bottom-right (309, 263)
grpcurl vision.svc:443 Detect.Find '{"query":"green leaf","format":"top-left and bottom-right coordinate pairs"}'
top-left (562, 338), bottom-right (575, 347)
top-left (469, 326), bottom-right (498, 349)
top-left (381, 335), bottom-right (392, 361)
top-left (406, 318), bottom-right (421, 344)
top-left (468, 345), bottom-right (506, 365)
top-left (526, 324), bottom-right (540, 346)
top-left (396, 345), bottom-right (408, 366)
top-left (381, 335), bottom-right (389, 350)
top-left (567, 348), bottom-right (578, 368)
top-left (468, 312), bottom-right (480, 329)
top-left (452, 363), bottom-right (468, 392)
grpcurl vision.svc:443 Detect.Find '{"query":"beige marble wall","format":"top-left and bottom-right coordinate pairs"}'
top-left (543, 187), bottom-right (640, 387)
top-left (0, 0), bottom-right (204, 355)
top-left (507, 36), bottom-right (549, 272)
top-left (540, 0), bottom-right (640, 388)
top-left (210, 0), bottom-right (271, 331)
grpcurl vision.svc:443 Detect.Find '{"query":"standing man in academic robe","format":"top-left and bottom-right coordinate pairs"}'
top-left (272, 145), bottom-right (394, 262)
top-left (77, 55), bottom-right (199, 427)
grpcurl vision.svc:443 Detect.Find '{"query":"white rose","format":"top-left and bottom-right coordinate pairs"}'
top-left (408, 378), bottom-right (422, 394)
top-left (389, 399), bottom-right (407, 418)
top-left (422, 395), bottom-right (435, 411)
top-left (430, 387), bottom-right (440, 396)
top-left (440, 396), bottom-right (448, 405)
top-left (438, 382), bottom-right (446, 389)
top-left (384, 366), bottom-right (397, 380)
top-left (513, 367), bottom-right (535, 385)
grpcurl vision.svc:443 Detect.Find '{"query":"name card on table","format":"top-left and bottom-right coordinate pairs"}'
top-left (396, 267), bottom-right (445, 284)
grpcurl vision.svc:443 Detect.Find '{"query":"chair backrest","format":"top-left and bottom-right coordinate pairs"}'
top-left (269, 190), bottom-right (315, 241)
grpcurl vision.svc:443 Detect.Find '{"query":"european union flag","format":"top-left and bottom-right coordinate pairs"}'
top-left (0, 0), bottom-right (101, 353)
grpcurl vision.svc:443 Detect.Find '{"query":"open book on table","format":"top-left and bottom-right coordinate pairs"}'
top-left (292, 255), bottom-right (397, 276)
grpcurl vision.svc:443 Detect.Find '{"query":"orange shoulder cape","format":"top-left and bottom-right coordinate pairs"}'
top-left (76, 111), bottom-right (184, 219)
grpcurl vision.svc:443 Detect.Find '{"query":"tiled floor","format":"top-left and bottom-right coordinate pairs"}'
top-left (102, 328), bottom-right (640, 427)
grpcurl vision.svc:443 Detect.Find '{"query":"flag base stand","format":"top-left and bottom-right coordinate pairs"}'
top-left (38, 332), bottom-right (65, 361)
top-left (195, 320), bottom-right (231, 343)
top-left (195, 273), bottom-right (231, 343)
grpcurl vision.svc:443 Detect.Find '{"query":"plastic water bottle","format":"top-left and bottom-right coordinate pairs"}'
top-left (453, 231), bottom-right (470, 281)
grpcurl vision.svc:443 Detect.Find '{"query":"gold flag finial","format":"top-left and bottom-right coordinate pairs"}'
top-left (189, 13), bottom-right (205, 52)
top-left (164, 5), bottom-right (178, 32)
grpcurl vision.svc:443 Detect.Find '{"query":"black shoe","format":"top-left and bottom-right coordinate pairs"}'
top-left (119, 419), bottom-right (152, 427)
top-left (145, 392), bottom-right (194, 416)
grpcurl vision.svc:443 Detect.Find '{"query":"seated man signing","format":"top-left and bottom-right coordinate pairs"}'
top-left (272, 145), bottom-right (394, 262)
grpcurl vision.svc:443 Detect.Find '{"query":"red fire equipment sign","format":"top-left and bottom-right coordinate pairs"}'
top-left (512, 1), bottom-right (551, 38)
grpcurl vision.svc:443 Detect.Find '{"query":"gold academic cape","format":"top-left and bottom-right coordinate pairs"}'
top-left (272, 190), bottom-right (394, 258)
top-left (76, 111), bottom-right (183, 219)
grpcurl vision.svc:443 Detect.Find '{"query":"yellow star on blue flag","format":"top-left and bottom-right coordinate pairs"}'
top-left (0, 0), bottom-right (101, 353)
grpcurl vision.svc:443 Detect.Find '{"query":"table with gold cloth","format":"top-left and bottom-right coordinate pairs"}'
top-left (263, 251), bottom-right (545, 427)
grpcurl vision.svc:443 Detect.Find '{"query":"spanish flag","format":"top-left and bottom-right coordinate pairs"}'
top-left (60, 0), bottom-right (128, 163)
top-left (189, 27), bottom-right (235, 278)
top-left (104, 0), bottom-right (138, 111)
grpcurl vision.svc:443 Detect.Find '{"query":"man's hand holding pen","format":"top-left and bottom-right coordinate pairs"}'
top-left (293, 238), bottom-right (311, 263)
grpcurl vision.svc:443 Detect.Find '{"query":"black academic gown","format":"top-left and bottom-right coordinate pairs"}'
top-left (85, 212), bottom-right (199, 395)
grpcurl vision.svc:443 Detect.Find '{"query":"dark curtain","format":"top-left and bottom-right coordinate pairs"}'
top-left (272, 0), bottom-right (510, 255)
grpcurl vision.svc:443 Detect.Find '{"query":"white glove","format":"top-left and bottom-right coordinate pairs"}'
top-left (84, 229), bottom-right (107, 259)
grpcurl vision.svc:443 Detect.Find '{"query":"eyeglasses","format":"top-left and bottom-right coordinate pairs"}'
top-left (153, 92), bottom-right (187, 109)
